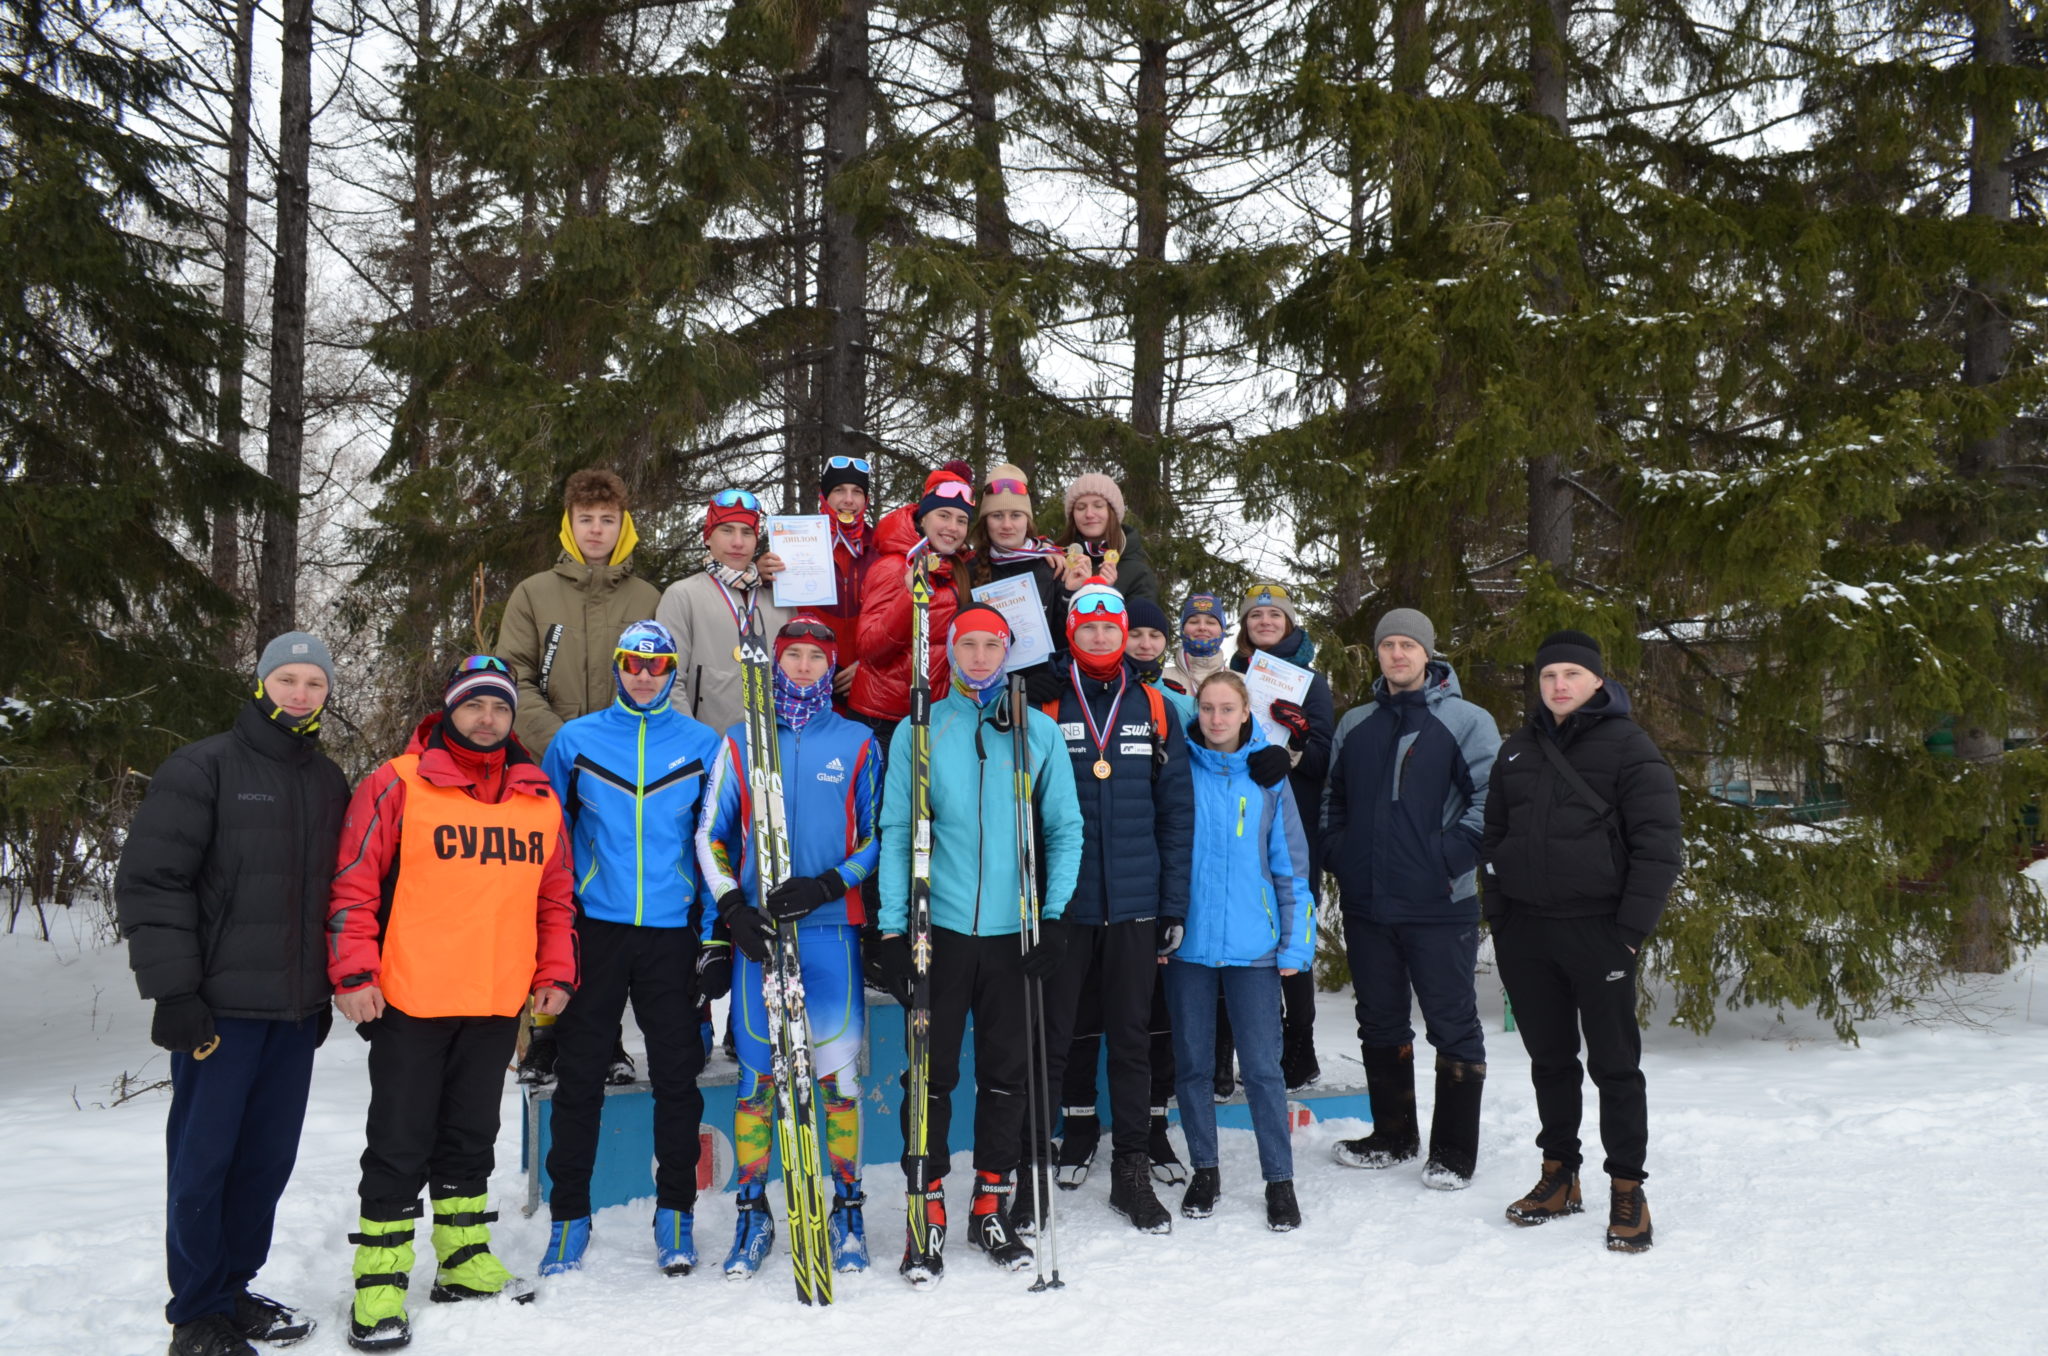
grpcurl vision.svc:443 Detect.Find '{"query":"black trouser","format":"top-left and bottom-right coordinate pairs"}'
top-left (1342, 914), bottom-right (1486, 1063)
top-left (1061, 975), bottom-right (1175, 1112)
top-left (1492, 913), bottom-right (1647, 1181)
top-left (1040, 919), bottom-right (1157, 1159)
top-left (547, 917), bottom-right (706, 1217)
top-left (359, 1007), bottom-right (520, 1211)
top-left (899, 927), bottom-right (1027, 1182)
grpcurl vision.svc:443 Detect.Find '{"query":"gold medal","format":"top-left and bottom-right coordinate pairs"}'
top-left (1093, 759), bottom-right (1112, 780)
top-left (733, 644), bottom-right (744, 662)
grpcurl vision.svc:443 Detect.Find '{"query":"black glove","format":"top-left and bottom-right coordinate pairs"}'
top-left (1269, 699), bottom-right (1312, 750)
top-left (1022, 663), bottom-right (1067, 706)
top-left (765, 872), bottom-right (845, 924)
top-left (1246, 743), bottom-right (1293, 788)
top-left (314, 1004), bottom-right (334, 1048)
top-left (1021, 919), bottom-right (1069, 980)
top-left (1156, 917), bottom-right (1184, 958)
top-left (696, 942), bottom-right (733, 1001)
top-left (868, 934), bottom-right (916, 1007)
top-left (151, 995), bottom-right (216, 1054)
top-left (718, 888), bottom-right (774, 965)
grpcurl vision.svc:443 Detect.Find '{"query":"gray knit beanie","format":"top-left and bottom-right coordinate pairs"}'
top-left (1373, 607), bottom-right (1437, 656)
top-left (256, 631), bottom-right (335, 687)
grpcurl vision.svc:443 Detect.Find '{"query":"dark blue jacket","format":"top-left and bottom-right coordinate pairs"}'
top-left (1321, 661), bottom-right (1501, 924)
top-left (1045, 662), bottom-right (1195, 924)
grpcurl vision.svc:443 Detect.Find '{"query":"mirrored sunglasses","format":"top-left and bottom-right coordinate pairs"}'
top-left (616, 652), bottom-right (677, 676)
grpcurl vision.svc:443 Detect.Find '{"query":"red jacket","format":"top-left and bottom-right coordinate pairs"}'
top-left (326, 713), bottom-right (578, 1004)
top-left (850, 505), bottom-right (967, 724)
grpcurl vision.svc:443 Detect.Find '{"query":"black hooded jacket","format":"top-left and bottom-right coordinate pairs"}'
top-left (115, 699), bottom-right (351, 1020)
top-left (1479, 681), bottom-right (1682, 943)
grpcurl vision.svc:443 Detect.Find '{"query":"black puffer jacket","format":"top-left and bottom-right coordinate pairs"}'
top-left (115, 699), bottom-right (351, 1020)
top-left (1479, 681), bottom-right (1682, 943)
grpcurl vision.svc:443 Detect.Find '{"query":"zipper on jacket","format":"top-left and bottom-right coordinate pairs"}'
top-left (634, 714), bottom-right (646, 925)
top-left (1261, 884), bottom-right (1278, 941)
top-left (1236, 795), bottom-right (1246, 837)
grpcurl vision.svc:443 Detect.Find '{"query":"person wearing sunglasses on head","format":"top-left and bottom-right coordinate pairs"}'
top-left (1229, 581), bottom-right (1336, 1092)
top-left (694, 616), bottom-right (884, 1279)
top-left (849, 462), bottom-right (977, 755)
top-left (527, 621), bottom-right (727, 1282)
top-left (325, 657), bottom-right (578, 1351)
top-left (1024, 579), bottom-right (1195, 1237)
top-left (815, 456), bottom-right (877, 706)
top-left (1055, 473), bottom-right (1157, 605)
top-left (114, 632), bottom-right (351, 1356)
top-left (960, 463), bottom-right (1070, 708)
top-left (655, 488), bottom-right (793, 744)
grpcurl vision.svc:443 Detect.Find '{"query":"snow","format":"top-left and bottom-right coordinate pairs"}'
top-left (4, 911), bottom-right (2047, 1355)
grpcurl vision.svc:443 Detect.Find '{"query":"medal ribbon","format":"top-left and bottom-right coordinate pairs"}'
top-left (1070, 659), bottom-right (1129, 767)
top-left (712, 575), bottom-right (755, 639)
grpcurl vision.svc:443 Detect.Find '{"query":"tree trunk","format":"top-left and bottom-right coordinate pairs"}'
top-left (1524, 0), bottom-right (1575, 578)
top-left (818, 1), bottom-right (870, 465)
top-left (406, 0), bottom-right (436, 470)
top-left (965, 10), bottom-right (1028, 478)
top-left (1125, 33), bottom-right (1171, 537)
top-left (257, 0), bottom-right (314, 642)
top-left (211, 0), bottom-right (257, 664)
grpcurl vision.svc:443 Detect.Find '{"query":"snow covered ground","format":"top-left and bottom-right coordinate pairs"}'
top-left (4, 905), bottom-right (2046, 1356)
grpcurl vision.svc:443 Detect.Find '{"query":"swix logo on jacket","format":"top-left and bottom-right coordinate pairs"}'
top-left (542, 699), bottom-right (724, 930)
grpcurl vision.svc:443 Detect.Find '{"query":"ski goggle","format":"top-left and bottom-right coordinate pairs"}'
top-left (1243, 583), bottom-right (1294, 608)
top-left (453, 655), bottom-right (511, 675)
top-left (826, 456), bottom-right (872, 473)
top-left (615, 651), bottom-right (677, 677)
top-left (928, 480), bottom-right (974, 504)
top-left (1071, 592), bottom-right (1128, 618)
top-left (710, 488), bottom-right (760, 509)
top-left (984, 477), bottom-right (1031, 498)
top-left (778, 619), bottom-right (838, 646)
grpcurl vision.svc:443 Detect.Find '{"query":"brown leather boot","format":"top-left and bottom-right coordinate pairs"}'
top-left (1505, 1160), bottom-right (1583, 1226)
top-left (1606, 1179), bottom-right (1653, 1252)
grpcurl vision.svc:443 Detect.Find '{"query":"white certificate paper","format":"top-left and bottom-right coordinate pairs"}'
top-left (972, 573), bottom-right (1054, 670)
top-left (767, 515), bottom-right (837, 608)
top-left (1243, 650), bottom-right (1314, 749)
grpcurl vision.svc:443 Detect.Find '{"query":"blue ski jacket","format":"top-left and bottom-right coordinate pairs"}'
top-left (542, 697), bottom-right (723, 930)
top-left (1182, 724), bottom-right (1316, 971)
top-left (694, 705), bottom-right (883, 931)
top-left (1321, 661), bottom-right (1501, 924)
top-left (877, 687), bottom-right (1084, 938)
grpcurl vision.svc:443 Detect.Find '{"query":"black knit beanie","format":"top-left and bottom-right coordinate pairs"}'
top-left (1534, 629), bottom-right (1604, 678)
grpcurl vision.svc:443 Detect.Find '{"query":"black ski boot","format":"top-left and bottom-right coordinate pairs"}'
top-left (169, 1315), bottom-right (256, 1356)
top-left (1422, 1057), bottom-right (1486, 1190)
top-left (606, 1038), bottom-right (636, 1086)
top-left (1265, 1179), bottom-right (1302, 1232)
top-left (514, 1028), bottom-right (556, 1087)
top-left (1108, 1151), bottom-right (1172, 1234)
top-left (1180, 1165), bottom-right (1221, 1219)
top-left (1332, 1042), bottom-right (1419, 1169)
top-left (899, 1179), bottom-right (947, 1288)
top-left (966, 1171), bottom-right (1033, 1272)
top-left (1146, 1106), bottom-right (1188, 1185)
top-left (1055, 1108), bottom-right (1099, 1189)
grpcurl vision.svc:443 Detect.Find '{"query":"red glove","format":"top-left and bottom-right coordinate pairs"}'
top-left (1269, 699), bottom-right (1312, 749)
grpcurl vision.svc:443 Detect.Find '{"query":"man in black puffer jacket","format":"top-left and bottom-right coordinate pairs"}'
top-left (1481, 629), bottom-right (1680, 1257)
top-left (116, 632), bottom-right (351, 1356)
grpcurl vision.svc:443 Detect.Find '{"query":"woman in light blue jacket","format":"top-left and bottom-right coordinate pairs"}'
top-left (1163, 669), bottom-right (1316, 1232)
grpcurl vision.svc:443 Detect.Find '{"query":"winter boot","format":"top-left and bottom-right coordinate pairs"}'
top-left (537, 1216), bottom-right (589, 1277)
top-left (1054, 1108), bottom-right (1099, 1189)
top-left (169, 1314), bottom-right (256, 1356)
top-left (654, 1207), bottom-right (697, 1276)
top-left (899, 1179), bottom-right (947, 1288)
top-left (1332, 1043), bottom-right (1419, 1169)
top-left (1506, 1160), bottom-right (1584, 1226)
top-left (515, 1028), bottom-right (556, 1087)
top-left (1180, 1166), bottom-right (1221, 1219)
top-left (1421, 1058), bottom-right (1486, 1191)
top-left (1147, 1107), bottom-right (1188, 1185)
top-left (607, 1039), bottom-right (636, 1086)
top-left (967, 1171), bottom-right (1033, 1272)
top-left (428, 1191), bottom-right (530, 1304)
top-left (1606, 1179), bottom-right (1654, 1253)
top-left (1009, 1157), bottom-right (1052, 1238)
top-left (1281, 1030), bottom-right (1321, 1092)
top-left (347, 1206), bottom-right (417, 1352)
top-left (1213, 1025), bottom-right (1237, 1103)
top-left (828, 1178), bottom-right (869, 1273)
top-left (723, 1187), bottom-right (774, 1280)
top-left (230, 1291), bottom-right (314, 1345)
top-left (1265, 1179), bottom-right (1302, 1232)
top-left (1107, 1151), bottom-right (1172, 1234)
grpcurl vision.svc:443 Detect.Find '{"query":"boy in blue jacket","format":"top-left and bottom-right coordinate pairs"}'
top-left (536, 621), bottom-right (724, 1278)
top-left (695, 617), bottom-right (883, 1278)
top-left (873, 605), bottom-right (1085, 1284)
top-left (1321, 608), bottom-right (1501, 1191)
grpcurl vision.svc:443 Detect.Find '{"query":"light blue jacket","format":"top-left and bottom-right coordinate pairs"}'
top-left (1182, 724), bottom-right (1316, 971)
top-left (878, 688), bottom-right (1083, 937)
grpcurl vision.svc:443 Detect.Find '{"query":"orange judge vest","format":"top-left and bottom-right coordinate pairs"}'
top-left (379, 755), bottom-right (560, 1018)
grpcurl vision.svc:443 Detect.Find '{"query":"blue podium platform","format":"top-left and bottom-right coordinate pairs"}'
top-left (520, 992), bottom-right (1367, 1215)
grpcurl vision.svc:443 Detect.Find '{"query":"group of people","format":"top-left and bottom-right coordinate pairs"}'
top-left (113, 458), bottom-right (1681, 1356)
